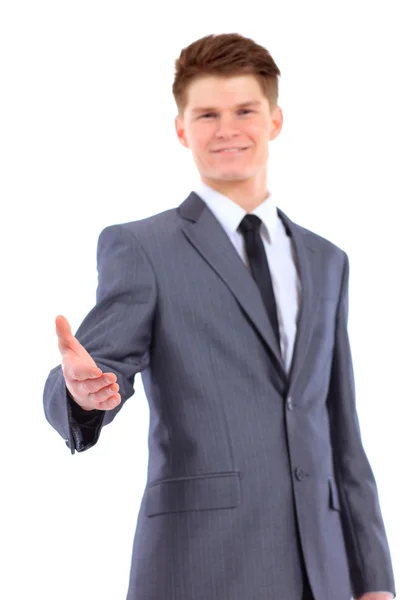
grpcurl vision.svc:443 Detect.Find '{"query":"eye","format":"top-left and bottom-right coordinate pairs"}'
top-left (198, 109), bottom-right (254, 119)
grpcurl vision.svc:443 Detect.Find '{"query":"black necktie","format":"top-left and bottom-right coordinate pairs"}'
top-left (238, 214), bottom-right (281, 349)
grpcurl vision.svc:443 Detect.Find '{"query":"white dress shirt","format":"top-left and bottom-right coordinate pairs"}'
top-left (194, 181), bottom-right (301, 375)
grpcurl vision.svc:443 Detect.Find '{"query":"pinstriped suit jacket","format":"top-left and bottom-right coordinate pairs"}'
top-left (43, 192), bottom-right (395, 600)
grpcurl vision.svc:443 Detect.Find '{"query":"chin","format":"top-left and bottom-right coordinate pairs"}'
top-left (216, 169), bottom-right (254, 181)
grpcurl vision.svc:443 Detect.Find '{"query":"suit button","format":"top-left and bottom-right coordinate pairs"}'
top-left (295, 467), bottom-right (307, 481)
top-left (287, 396), bottom-right (294, 410)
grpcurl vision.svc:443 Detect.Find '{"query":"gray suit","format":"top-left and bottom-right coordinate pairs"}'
top-left (43, 192), bottom-right (395, 599)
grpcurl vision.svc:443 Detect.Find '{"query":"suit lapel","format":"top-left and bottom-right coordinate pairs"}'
top-left (178, 193), bottom-right (323, 392)
top-left (278, 208), bottom-right (324, 396)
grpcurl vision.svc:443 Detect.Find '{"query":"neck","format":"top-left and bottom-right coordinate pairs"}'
top-left (200, 175), bottom-right (269, 213)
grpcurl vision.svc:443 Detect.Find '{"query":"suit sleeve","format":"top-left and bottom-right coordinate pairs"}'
top-left (327, 252), bottom-right (396, 598)
top-left (43, 224), bottom-right (157, 454)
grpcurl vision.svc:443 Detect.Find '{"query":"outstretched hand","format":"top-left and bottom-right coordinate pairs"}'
top-left (56, 315), bottom-right (121, 411)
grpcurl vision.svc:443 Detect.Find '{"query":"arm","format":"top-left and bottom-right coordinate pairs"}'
top-left (43, 224), bottom-right (157, 453)
top-left (327, 252), bottom-right (395, 598)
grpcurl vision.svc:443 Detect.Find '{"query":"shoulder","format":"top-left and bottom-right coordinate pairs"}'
top-left (280, 209), bottom-right (347, 265)
top-left (98, 207), bottom-right (179, 247)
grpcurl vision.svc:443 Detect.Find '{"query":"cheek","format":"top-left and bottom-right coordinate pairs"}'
top-left (252, 129), bottom-right (270, 156)
top-left (193, 133), bottom-right (212, 157)
top-left (250, 123), bottom-right (267, 141)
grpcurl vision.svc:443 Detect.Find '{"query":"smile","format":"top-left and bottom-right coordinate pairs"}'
top-left (212, 147), bottom-right (249, 154)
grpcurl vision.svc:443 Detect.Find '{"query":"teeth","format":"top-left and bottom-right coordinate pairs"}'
top-left (218, 148), bottom-right (245, 152)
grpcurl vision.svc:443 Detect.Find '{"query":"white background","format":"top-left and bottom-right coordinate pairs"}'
top-left (1, 1), bottom-right (406, 598)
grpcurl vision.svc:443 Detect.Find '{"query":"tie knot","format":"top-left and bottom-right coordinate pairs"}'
top-left (238, 214), bottom-right (262, 234)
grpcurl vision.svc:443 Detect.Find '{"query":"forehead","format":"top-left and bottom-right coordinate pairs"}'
top-left (185, 74), bottom-right (267, 112)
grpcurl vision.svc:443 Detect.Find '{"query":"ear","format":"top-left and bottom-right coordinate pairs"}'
top-left (269, 105), bottom-right (283, 141)
top-left (175, 115), bottom-right (189, 149)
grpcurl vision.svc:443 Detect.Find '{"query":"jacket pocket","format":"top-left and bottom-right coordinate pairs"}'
top-left (329, 477), bottom-right (341, 511)
top-left (145, 471), bottom-right (241, 517)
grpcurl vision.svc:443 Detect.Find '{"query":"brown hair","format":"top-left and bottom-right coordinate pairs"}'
top-left (172, 33), bottom-right (281, 117)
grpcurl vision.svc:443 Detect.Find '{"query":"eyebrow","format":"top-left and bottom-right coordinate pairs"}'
top-left (192, 101), bottom-right (261, 115)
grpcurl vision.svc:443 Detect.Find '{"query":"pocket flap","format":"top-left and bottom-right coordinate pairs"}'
top-left (145, 472), bottom-right (241, 517)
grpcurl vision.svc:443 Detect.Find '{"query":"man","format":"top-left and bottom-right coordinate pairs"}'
top-left (43, 33), bottom-right (396, 600)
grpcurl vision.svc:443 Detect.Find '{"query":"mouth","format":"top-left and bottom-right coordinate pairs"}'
top-left (212, 147), bottom-right (249, 155)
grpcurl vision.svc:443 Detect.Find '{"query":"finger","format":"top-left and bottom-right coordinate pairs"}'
top-left (91, 382), bottom-right (120, 405)
top-left (79, 377), bottom-right (118, 398)
top-left (96, 391), bottom-right (121, 411)
top-left (80, 373), bottom-right (118, 394)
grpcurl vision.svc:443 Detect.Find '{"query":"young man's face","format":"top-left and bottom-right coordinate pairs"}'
top-left (175, 74), bottom-right (283, 189)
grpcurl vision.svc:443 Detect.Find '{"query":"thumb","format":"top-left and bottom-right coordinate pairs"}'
top-left (55, 315), bottom-right (80, 355)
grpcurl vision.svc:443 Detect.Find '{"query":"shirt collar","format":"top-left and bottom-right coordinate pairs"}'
top-left (194, 181), bottom-right (279, 243)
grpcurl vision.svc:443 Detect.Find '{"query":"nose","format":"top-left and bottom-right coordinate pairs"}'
top-left (215, 114), bottom-right (240, 139)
